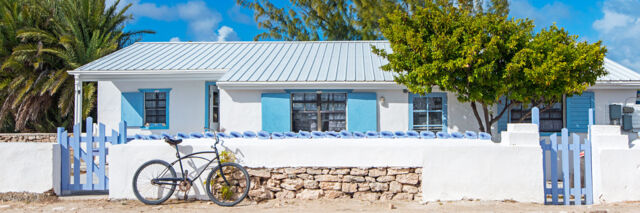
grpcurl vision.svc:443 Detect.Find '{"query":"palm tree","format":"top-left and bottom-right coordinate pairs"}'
top-left (0, 0), bottom-right (153, 131)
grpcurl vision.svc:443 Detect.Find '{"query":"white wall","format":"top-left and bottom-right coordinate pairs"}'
top-left (421, 145), bottom-right (543, 203)
top-left (109, 138), bottom-right (497, 200)
top-left (0, 143), bottom-right (60, 194)
top-left (218, 89), bottom-right (264, 132)
top-left (98, 80), bottom-right (206, 134)
top-left (98, 80), bottom-right (638, 138)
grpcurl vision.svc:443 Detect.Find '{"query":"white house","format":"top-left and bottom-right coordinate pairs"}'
top-left (67, 41), bottom-right (640, 138)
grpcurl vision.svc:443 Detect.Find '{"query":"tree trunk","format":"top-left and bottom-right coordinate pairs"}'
top-left (482, 103), bottom-right (491, 135)
top-left (470, 102), bottom-right (486, 132)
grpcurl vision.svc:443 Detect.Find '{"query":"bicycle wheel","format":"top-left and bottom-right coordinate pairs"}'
top-left (132, 160), bottom-right (177, 205)
top-left (205, 162), bottom-right (250, 206)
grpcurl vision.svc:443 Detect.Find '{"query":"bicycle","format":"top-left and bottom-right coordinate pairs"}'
top-left (132, 132), bottom-right (250, 206)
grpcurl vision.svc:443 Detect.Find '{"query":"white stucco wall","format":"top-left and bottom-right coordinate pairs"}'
top-left (109, 138), bottom-right (501, 200)
top-left (98, 80), bottom-right (206, 134)
top-left (421, 145), bottom-right (543, 203)
top-left (218, 89), bottom-right (264, 132)
top-left (97, 80), bottom-right (638, 139)
top-left (0, 143), bottom-right (60, 194)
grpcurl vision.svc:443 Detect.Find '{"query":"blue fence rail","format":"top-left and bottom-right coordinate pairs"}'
top-left (534, 107), bottom-right (594, 205)
top-left (57, 117), bottom-right (127, 195)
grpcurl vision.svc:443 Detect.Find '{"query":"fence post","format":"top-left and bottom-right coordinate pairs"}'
top-left (561, 128), bottom-right (570, 205)
top-left (118, 121), bottom-right (127, 144)
top-left (57, 127), bottom-right (69, 195)
top-left (532, 107), bottom-right (540, 126)
top-left (585, 108), bottom-right (594, 204)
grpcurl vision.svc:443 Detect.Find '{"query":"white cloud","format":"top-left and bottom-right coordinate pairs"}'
top-left (227, 5), bottom-right (254, 25)
top-left (169, 37), bottom-right (181, 42)
top-left (217, 26), bottom-right (240, 42)
top-left (593, 0), bottom-right (640, 72)
top-left (108, 0), bottom-right (230, 41)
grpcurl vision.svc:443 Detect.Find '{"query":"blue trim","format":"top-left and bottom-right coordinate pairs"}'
top-left (138, 88), bottom-right (171, 130)
top-left (408, 93), bottom-right (448, 132)
top-left (121, 92), bottom-right (144, 127)
top-left (261, 93), bottom-right (292, 132)
top-left (204, 82), bottom-right (216, 130)
top-left (284, 89), bottom-right (353, 93)
top-left (347, 92), bottom-right (378, 132)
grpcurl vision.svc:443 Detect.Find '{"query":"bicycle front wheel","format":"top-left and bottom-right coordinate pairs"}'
top-left (205, 162), bottom-right (250, 206)
top-left (132, 160), bottom-right (177, 205)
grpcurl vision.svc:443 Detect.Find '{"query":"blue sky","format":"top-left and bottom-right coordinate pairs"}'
top-left (112, 0), bottom-right (640, 71)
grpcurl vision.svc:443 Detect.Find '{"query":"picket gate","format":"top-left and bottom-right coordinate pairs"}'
top-left (535, 107), bottom-right (594, 205)
top-left (57, 117), bottom-right (127, 195)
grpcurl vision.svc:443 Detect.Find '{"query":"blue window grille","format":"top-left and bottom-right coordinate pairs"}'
top-left (139, 88), bottom-right (171, 129)
top-left (409, 93), bottom-right (447, 132)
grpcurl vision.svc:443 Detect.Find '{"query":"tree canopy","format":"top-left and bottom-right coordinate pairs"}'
top-left (0, 0), bottom-right (153, 132)
top-left (237, 0), bottom-right (510, 41)
top-left (373, 1), bottom-right (606, 134)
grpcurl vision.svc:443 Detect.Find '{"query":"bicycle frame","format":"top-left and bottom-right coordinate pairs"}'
top-left (152, 135), bottom-right (231, 187)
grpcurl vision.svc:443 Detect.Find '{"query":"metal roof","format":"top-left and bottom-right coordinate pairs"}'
top-left (75, 41), bottom-right (395, 82)
top-left (600, 58), bottom-right (640, 81)
top-left (74, 41), bottom-right (640, 83)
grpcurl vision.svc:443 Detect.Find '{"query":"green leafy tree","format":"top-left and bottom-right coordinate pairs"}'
top-left (374, 2), bottom-right (606, 134)
top-left (237, 0), bottom-right (509, 41)
top-left (0, 0), bottom-right (153, 131)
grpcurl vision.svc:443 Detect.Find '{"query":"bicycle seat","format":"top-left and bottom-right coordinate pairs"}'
top-left (164, 137), bottom-right (183, 145)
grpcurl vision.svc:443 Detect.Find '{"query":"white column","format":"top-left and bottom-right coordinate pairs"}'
top-left (73, 75), bottom-right (83, 129)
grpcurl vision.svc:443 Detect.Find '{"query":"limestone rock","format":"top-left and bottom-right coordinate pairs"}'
top-left (341, 183), bottom-right (358, 193)
top-left (364, 177), bottom-right (376, 182)
top-left (358, 183), bottom-right (370, 191)
top-left (324, 190), bottom-right (345, 199)
top-left (297, 173), bottom-right (314, 180)
top-left (266, 179), bottom-right (281, 192)
top-left (402, 185), bottom-right (419, 193)
top-left (415, 168), bottom-right (422, 174)
top-left (296, 189), bottom-right (323, 200)
top-left (329, 168), bottom-right (351, 175)
top-left (280, 179), bottom-right (304, 191)
top-left (284, 167), bottom-right (307, 174)
top-left (369, 182), bottom-right (389, 192)
top-left (368, 168), bottom-right (386, 177)
top-left (304, 180), bottom-right (319, 189)
top-left (376, 175), bottom-right (395, 183)
top-left (396, 173), bottom-right (419, 185)
top-left (248, 187), bottom-right (273, 202)
top-left (315, 175), bottom-right (340, 182)
top-left (319, 182), bottom-right (341, 190)
top-left (248, 168), bottom-right (271, 178)
top-left (393, 193), bottom-right (414, 200)
top-left (387, 168), bottom-right (411, 175)
top-left (307, 168), bottom-right (322, 175)
top-left (350, 168), bottom-right (368, 176)
top-left (389, 181), bottom-right (402, 193)
top-left (380, 192), bottom-right (394, 201)
top-left (272, 174), bottom-right (287, 180)
top-left (275, 190), bottom-right (296, 199)
top-left (343, 175), bottom-right (365, 182)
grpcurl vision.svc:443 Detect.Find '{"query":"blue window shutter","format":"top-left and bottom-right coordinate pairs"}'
top-left (497, 96), bottom-right (509, 132)
top-left (261, 93), bottom-right (291, 132)
top-left (347, 92), bottom-right (378, 132)
top-left (121, 92), bottom-right (144, 127)
top-left (567, 92), bottom-right (594, 132)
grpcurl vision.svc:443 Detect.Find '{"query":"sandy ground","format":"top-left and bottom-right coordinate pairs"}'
top-left (1, 197), bottom-right (639, 213)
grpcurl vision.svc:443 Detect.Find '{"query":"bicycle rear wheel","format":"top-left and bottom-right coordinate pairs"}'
top-left (132, 160), bottom-right (177, 205)
top-left (205, 162), bottom-right (250, 206)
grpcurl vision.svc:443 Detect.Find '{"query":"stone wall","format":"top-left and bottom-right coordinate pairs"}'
top-left (246, 167), bottom-right (421, 201)
top-left (0, 133), bottom-right (56, 143)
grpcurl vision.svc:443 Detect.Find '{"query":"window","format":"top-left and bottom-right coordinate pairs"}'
top-left (143, 90), bottom-right (169, 128)
top-left (510, 102), bottom-right (563, 132)
top-left (410, 93), bottom-right (447, 132)
top-left (292, 93), bottom-right (346, 132)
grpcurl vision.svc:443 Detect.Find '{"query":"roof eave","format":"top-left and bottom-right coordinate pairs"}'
top-left (68, 69), bottom-right (227, 81)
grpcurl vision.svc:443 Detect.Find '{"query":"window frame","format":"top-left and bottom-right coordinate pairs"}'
top-left (508, 97), bottom-right (566, 134)
top-left (290, 92), bottom-right (347, 132)
top-left (139, 88), bottom-right (171, 130)
top-left (408, 93), bottom-right (448, 132)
